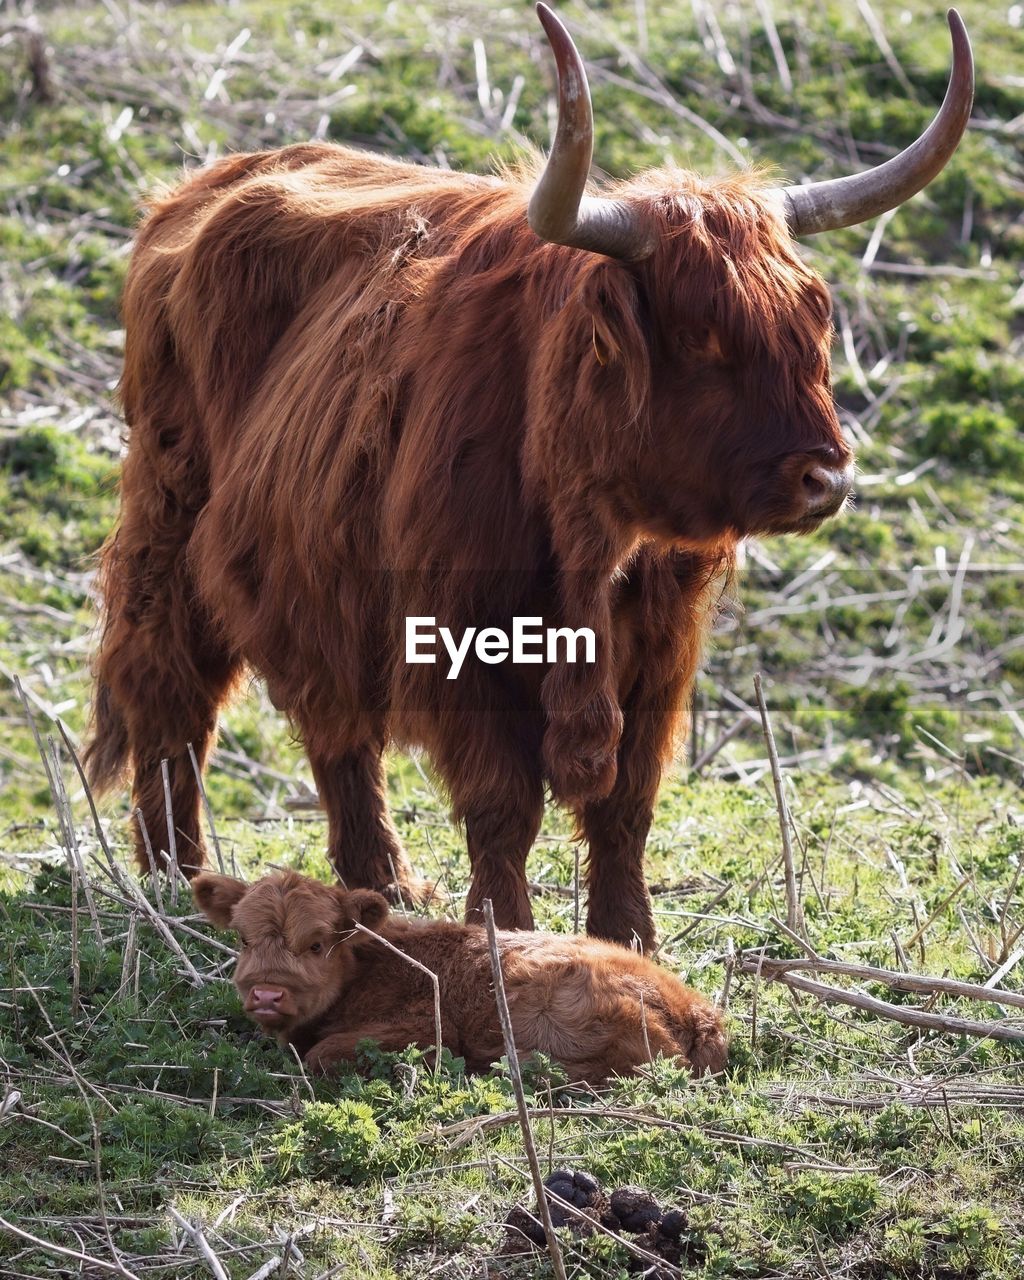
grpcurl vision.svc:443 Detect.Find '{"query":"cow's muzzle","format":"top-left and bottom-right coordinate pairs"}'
top-left (800, 460), bottom-right (854, 519)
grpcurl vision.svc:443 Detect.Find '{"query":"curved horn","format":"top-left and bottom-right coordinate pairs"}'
top-left (781, 10), bottom-right (974, 236)
top-left (528, 3), bottom-right (655, 261)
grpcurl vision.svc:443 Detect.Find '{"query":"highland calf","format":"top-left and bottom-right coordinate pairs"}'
top-left (192, 871), bottom-right (728, 1083)
top-left (88, 6), bottom-right (972, 949)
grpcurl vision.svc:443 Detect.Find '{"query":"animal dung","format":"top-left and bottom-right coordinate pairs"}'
top-left (609, 1184), bottom-right (664, 1233)
top-left (545, 1167), bottom-right (603, 1207)
top-left (501, 1168), bottom-right (697, 1272)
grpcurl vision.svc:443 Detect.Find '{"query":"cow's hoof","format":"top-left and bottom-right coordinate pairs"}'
top-left (377, 876), bottom-right (443, 910)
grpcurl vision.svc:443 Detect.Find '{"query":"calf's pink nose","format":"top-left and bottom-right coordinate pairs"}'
top-left (250, 987), bottom-right (284, 1007)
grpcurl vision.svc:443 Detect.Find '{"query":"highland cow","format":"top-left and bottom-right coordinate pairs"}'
top-left (193, 870), bottom-right (728, 1082)
top-left (87, 5), bottom-right (973, 949)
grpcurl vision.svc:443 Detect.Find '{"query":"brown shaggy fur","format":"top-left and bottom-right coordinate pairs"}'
top-left (193, 870), bottom-right (728, 1083)
top-left (87, 142), bottom-right (850, 949)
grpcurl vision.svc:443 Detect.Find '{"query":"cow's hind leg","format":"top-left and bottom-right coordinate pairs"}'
top-left (305, 741), bottom-right (425, 905)
top-left (87, 482), bottom-right (242, 877)
top-left (125, 625), bottom-right (240, 878)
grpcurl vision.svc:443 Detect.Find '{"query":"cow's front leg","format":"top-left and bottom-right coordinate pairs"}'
top-left (303, 738), bottom-right (428, 906)
top-left (542, 665), bottom-right (623, 806)
top-left (433, 698), bottom-right (545, 932)
top-left (541, 551), bottom-right (626, 807)
top-left (462, 777), bottom-right (544, 932)
top-left (578, 720), bottom-right (661, 953)
top-left (580, 550), bottom-right (721, 951)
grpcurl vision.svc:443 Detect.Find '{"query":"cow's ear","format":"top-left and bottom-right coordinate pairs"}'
top-left (192, 874), bottom-right (248, 928)
top-left (337, 888), bottom-right (390, 934)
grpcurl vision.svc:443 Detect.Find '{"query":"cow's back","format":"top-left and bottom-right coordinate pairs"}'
top-left (119, 144), bottom-right (530, 731)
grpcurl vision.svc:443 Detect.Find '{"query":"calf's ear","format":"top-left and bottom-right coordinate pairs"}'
top-left (336, 888), bottom-right (390, 933)
top-left (192, 874), bottom-right (249, 928)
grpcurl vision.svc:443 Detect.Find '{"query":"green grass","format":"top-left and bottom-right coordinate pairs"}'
top-left (3, 772), bottom-right (1024, 1277)
top-left (1, 0), bottom-right (1023, 1275)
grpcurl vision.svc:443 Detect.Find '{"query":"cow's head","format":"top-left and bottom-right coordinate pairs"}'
top-left (193, 871), bottom-right (389, 1036)
top-left (527, 4), bottom-right (973, 544)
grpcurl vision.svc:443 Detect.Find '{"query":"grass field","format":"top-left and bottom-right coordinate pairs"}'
top-left (1, 1), bottom-right (1024, 1275)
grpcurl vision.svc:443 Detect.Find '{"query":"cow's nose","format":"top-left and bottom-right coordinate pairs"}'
top-left (801, 462), bottom-right (854, 516)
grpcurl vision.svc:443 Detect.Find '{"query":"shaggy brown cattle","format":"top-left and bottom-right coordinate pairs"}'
top-left (86, 6), bottom-right (973, 950)
top-left (192, 870), bottom-right (727, 1081)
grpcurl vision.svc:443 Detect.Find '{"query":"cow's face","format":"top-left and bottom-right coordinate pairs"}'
top-left (635, 216), bottom-right (855, 546)
top-left (529, 2), bottom-right (968, 546)
top-left (192, 872), bottom-right (389, 1037)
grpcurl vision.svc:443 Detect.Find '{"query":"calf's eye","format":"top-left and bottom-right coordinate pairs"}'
top-left (309, 942), bottom-right (323, 954)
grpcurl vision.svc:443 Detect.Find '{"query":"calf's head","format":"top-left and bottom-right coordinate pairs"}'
top-left (192, 871), bottom-right (389, 1035)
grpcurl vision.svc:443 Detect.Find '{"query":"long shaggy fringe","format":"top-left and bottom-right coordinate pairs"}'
top-left (86, 141), bottom-right (839, 939)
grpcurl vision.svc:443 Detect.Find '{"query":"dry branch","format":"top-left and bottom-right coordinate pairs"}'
top-left (425, 1102), bottom-right (867, 1167)
top-left (56, 718), bottom-right (117, 878)
top-left (348, 920), bottom-right (443, 1074)
top-left (188, 740), bottom-right (225, 874)
top-left (738, 955), bottom-right (1024, 1042)
top-left (482, 899), bottom-right (567, 1280)
top-left (753, 673), bottom-right (803, 937)
top-left (167, 1207), bottom-right (230, 1280)
top-left (160, 757), bottom-right (180, 901)
top-left (743, 954), bottom-right (1024, 1010)
top-left (88, 856), bottom-right (207, 987)
top-left (0, 1216), bottom-right (140, 1279)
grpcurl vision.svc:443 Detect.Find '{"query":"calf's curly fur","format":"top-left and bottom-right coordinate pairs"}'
top-left (193, 870), bottom-right (728, 1083)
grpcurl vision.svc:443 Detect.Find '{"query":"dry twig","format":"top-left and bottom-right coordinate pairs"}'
top-left (738, 955), bottom-right (1024, 1043)
top-left (167, 1207), bottom-right (231, 1280)
top-left (753, 673), bottom-right (804, 938)
top-left (349, 920), bottom-right (443, 1075)
top-left (482, 899), bottom-right (567, 1280)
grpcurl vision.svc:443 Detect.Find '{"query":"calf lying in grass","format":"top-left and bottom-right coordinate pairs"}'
top-left (193, 871), bottom-right (726, 1082)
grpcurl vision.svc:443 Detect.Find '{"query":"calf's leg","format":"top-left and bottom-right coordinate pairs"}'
top-left (303, 1020), bottom-right (452, 1073)
top-left (560, 1015), bottom-right (686, 1082)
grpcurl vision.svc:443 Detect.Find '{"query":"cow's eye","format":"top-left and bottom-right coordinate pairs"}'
top-left (309, 942), bottom-right (323, 954)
